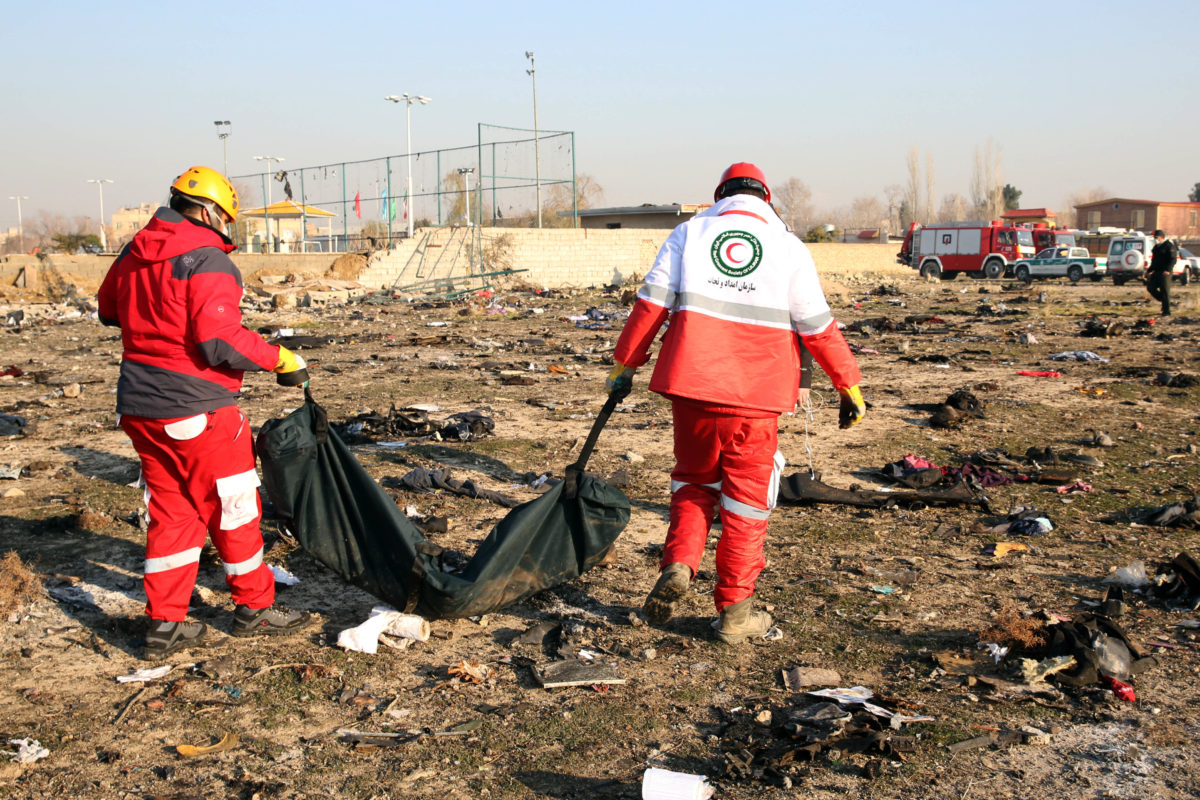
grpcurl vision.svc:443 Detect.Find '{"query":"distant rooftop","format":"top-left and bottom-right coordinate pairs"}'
top-left (1001, 207), bottom-right (1057, 218)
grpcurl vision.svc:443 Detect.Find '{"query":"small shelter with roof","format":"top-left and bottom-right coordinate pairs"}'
top-left (241, 199), bottom-right (337, 253)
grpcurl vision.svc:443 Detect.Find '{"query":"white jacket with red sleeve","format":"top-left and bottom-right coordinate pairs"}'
top-left (613, 194), bottom-right (860, 414)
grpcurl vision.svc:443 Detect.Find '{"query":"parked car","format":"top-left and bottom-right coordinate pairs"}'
top-left (1106, 234), bottom-right (1189, 285)
top-left (1012, 246), bottom-right (1105, 283)
top-left (1179, 246), bottom-right (1200, 280)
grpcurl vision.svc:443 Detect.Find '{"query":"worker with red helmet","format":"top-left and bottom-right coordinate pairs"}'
top-left (98, 166), bottom-right (312, 659)
top-left (609, 162), bottom-right (864, 644)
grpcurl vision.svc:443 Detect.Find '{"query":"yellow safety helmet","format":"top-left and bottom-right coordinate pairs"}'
top-left (170, 166), bottom-right (239, 222)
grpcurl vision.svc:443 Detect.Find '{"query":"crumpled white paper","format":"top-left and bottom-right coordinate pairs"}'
top-left (641, 767), bottom-right (713, 800)
top-left (337, 606), bottom-right (431, 654)
top-left (269, 564), bottom-right (301, 586)
top-left (7, 738), bottom-right (49, 764)
top-left (116, 665), bottom-right (172, 683)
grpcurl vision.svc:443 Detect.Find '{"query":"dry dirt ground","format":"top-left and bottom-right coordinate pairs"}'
top-left (1, 267), bottom-right (1199, 800)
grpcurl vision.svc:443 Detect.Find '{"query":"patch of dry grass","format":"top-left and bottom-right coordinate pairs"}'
top-left (0, 550), bottom-right (43, 616)
top-left (979, 599), bottom-right (1048, 650)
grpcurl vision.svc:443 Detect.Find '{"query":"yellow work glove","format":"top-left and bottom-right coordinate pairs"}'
top-left (606, 361), bottom-right (636, 394)
top-left (274, 345), bottom-right (309, 387)
top-left (838, 385), bottom-right (865, 429)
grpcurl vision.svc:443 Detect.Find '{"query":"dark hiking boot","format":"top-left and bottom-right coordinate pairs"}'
top-left (713, 598), bottom-right (772, 645)
top-left (232, 604), bottom-right (312, 637)
top-left (642, 562), bottom-right (691, 624)
top-left (144, 619), bottom-right (207, 659)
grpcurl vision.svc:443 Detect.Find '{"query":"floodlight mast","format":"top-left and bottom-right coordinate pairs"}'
top-left (385, 93), bottom-right (431, 238)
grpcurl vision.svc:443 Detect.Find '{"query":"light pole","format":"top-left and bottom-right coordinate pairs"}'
top-left (385, 93), bottom-right (431, 238)
top-left (214, 121), bottom-right (231, 176)
top-left (456, 167), bottom-right (475, 225)
top-left (8, 195), bottom-right (28, 253)
top-left (86, 179), bottom-right (114, 252)
top-left (525, 51), bottom-right (541, 228)
top-left (254, 155), bottom-right (284, 252)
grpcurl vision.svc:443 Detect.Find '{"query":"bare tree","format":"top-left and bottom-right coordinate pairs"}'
top-left (969, 139), bottom-right (1004, 220)
top-left (923, 152), bottom-right (936, 222)
top-left (882, 184), bottom-right (903, 232)
top-left (770, 177), bottom-right (814, 233)
top-left (847, 196), bottom-right (887, 230)
top-left (937, 193), bottom-right (970, 222)
top-left (544, 172), bottom-right (605, 227)
top-left (1061, 186), bottom-right (1110, 229)
top-left (905, 147), bottom-right (922, 224)
top-left (25, 210), bottom-right (95, 252)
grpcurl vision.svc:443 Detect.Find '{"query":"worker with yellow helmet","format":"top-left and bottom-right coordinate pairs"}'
top-left (98, 166), bottom-right (311, 659)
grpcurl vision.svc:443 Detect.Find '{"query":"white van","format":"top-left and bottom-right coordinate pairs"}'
top-left (1106, 234), bottom-right (1189, 286)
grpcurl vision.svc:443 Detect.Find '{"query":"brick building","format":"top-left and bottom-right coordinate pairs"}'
top-left (1075, 198), bottom-right (1200, 236)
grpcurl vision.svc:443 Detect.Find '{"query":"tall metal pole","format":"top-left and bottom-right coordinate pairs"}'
top-left (385, 94), bottom-right (431, 239)
top-left (87, 179), bottom-right (113, 251)
top-left (254, 155), bottom-right (284, 252)
top-left (214, 121), bottom-right (231, 176)
top-left (8, 196), bottom-right (28, 253)
top-left (457, 167), bottom-right (474, 226)
top-left (526, 51), bottom-right (541, 228)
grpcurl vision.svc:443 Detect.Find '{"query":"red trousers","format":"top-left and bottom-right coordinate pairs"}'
top-left (662, 401), bottom-right (784, 611)
top-left (121, 405), bottom-right (274, 621)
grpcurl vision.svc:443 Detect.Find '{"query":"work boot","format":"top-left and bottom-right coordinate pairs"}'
top-left (713, 598), bottom-right (772, 645)
top-left (144, 619), bottom-right (207, 659)
top-left (231, 604), bottom-right (312, 637)
top-left (642, 562), bottom-right (691, 624)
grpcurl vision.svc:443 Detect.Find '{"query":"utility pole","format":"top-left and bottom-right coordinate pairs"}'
top-left (214, 121), bottom-right (231, 176)
top-left (385, 94), bottom-right (431, 238)
top-left (8, 195), bottom-right (28, 253)
top-left (86, 179), bottom-right (114, 251)
top-left (525, 51), bottom-right (541, 228)
top-left (254, 156), bottom-right (284, 252)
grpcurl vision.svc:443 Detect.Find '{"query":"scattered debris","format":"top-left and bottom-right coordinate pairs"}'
top-left (337, 607), bottom-right (431, 654)
top-left (5, 738), bottom-right (49, 764)
top-left (642, 767), bottom-right (713, 800)
top-left (535, 660), bottom-right (625, 689)
top-left (116, 665), bottom-right (173, 683)
top-left (782, 667), bottom-right (842, 690)
top-left (175, 732), bottom-right (239, 758)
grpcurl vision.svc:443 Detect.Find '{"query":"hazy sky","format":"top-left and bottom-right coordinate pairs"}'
top-left (3, 0), bottom-right (1198, 228)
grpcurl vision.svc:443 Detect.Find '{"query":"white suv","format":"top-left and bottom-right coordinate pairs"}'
top-left (1107, 234), bottom-right (1189, 286)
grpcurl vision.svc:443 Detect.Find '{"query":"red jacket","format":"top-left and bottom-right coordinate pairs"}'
top-left (613, 195), bottom-right (859, 414)
top-left (98, 208), bottom-right (281, 418)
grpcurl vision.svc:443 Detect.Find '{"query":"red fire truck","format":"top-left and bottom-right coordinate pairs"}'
top-left (897, 220), bottom-right (1037, 279)
top-left (1030, 225), bottom-right (1077, 251)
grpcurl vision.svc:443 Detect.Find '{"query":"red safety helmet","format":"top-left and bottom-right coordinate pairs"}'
top-left (714, 162), bottom-right (771, 203)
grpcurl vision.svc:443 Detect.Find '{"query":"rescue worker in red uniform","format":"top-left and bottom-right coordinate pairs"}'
top-left (98, 166), bottom-right (312, 658)
top-left (609, 163), bottom-right (865, 644)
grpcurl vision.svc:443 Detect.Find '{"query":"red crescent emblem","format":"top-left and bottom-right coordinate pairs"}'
top-left (724, 241), bottom-right (746, 264)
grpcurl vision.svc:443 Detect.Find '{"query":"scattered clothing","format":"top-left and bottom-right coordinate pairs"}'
top-left (1049, 351), bottom-right (1109, 363)
top-left (388, 467), bottom-right (519, 508)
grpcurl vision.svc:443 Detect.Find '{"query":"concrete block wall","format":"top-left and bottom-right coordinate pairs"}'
top-left (357, 227), bottom-right (671, 291)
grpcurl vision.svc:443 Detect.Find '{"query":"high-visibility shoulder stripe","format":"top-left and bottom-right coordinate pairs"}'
top-left (719, 209), bottom-right (768, 225)
top-left (144, 547), bottom-right (202, 574)
top-left (675, 292), bottom-right (794, 329)
top-left (638, 283), bottom-right (676, 307)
